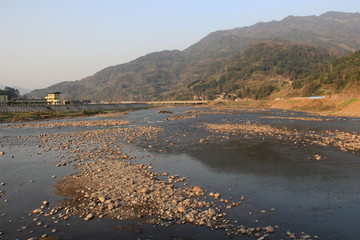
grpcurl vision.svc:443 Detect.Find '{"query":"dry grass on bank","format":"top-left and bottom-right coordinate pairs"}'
top-left (207, 97), bottom-right (360, 118)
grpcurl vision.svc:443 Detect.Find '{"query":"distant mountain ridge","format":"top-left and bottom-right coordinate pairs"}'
top-left (28, 11), bottom-right (360, 101)
top-left (0, 84), bottom-right (31, 95)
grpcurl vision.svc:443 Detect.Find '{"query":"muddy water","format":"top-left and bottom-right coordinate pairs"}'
top-left (0, 107), bottom-right (359, 239)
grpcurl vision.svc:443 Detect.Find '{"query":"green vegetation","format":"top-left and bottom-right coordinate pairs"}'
top-left (298, 51), bottom-right (360, 96)
top-left (0, 87), bottom-right (20, 99)
top-left (179, 40), bottom-right (333, 100)
top-left (339, 98), bottom-right (359, 107)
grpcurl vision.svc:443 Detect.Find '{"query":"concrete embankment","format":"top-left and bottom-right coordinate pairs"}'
top-left (0, 103), bottom-right (149, 113)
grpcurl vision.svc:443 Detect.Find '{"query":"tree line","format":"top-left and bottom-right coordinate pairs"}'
top-left (0, 87), bottom-right (20, 100)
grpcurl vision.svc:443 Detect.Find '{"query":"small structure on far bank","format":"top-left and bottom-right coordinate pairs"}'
top-left (0, 95), bottom-right (8, 104)
top-left (45, 92), bottom-right (62, 105)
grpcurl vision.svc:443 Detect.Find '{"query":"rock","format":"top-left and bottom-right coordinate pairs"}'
top-left (140, 188), bottom-right (149, 194)
top-left (214, 193), bottom-right (221, 198)
top-left (98, 197), bottom-right (106, 203)
top-left (192, 186), bottom-right (203, 192)
top-left (287, 231), bottom-right (294, 237)
top-left (0, 152), bottom-right (4, 155)
top-left (177, 206), bottom-right (186, 213)
top-left (42, 201), bottom-right (49, 206)
top-left (32, 209), bottom-right (43, 214)
top-left (84, 213), bottom-right (94, 221)
top-left (264, 226), bottom-right (275, 233)
top-left (315, 154), bottom-right (321, 160)
top-left (158, 110), bottom-right (173, 114)
top-left (182, 199), bottom-right (192, 206)
top-left (208, 208), bottom-right (216, 216)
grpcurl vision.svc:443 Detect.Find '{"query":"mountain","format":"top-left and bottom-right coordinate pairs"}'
top-left (0, 84), bottom-right (31, 95)
top-left (170, 40), bottom-right (334, 100)
top-left (28, 11), bottom-right (360, 101)
top-left (29, 50), bottom-right (186, 101)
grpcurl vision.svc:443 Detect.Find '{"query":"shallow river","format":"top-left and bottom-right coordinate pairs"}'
top-left (0, 107), bottom-right (359, 240)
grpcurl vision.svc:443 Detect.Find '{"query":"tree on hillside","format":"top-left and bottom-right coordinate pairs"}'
top-left (0, 87), bottom-right (20, 100)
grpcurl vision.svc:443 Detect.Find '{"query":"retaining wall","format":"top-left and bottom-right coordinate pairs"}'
top-left (0, 103), bottom-right (149, 113)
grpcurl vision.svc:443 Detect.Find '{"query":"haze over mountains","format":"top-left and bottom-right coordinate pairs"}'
top-left (0, 84), bottom-right (31, 95)
top-left (28, 11), bottom-right (360, 101)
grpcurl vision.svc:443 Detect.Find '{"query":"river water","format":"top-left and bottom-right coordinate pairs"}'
top-left (0, 107), bottom-right (359, 240)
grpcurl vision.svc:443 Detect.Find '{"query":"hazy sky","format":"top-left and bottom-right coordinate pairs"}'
top-left (1, 0), bottom-right (360, 90)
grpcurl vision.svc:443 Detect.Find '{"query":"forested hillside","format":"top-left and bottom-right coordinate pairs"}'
top-left (296, 51), bottom-right (360, 96)
top-left (170, 41), bottom-right (333, 100)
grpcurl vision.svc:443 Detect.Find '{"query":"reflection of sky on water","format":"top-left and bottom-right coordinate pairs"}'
top-left (1, 106), bottom-right (359, 239)
top-left (123, 107), bottom-right (360, 239)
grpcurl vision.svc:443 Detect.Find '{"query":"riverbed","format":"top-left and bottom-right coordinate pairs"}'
top-left (0, 107), bottom-right (359, 240)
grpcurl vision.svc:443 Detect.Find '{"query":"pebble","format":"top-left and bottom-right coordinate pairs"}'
top-left (84, 213), bottom-right (94, 221)
top-left (208, 208), bottom-right (216, 216)
top-left (177, 206), bottom-right (186, 213)
top-left (140, 188), bottom-right (149, 194)
top-left (32, 209), bottom-right (43, 214)
top-left (13, 119), bottom-right (309, 239)
top-left (264, 226), bottom-right (275, 233)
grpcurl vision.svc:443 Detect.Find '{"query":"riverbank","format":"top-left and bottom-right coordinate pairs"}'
top-left (0, 103), bottom-right (150, 122)
top-left (0, 121), bottom-right (277, 239)
top-left (1, 107), bottom-right (359, 239)
top-left (0, 110), bottom-right (106, 122)
top-left (208, 97), bottom-right (360, 118)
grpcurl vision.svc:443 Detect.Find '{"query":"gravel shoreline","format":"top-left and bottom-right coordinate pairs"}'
top-left (205, 123), bottom-right (360, 152)
top-left (2, 111), bottom-right (353, 239)
top-left (29, 126), bottom-right (279, 239)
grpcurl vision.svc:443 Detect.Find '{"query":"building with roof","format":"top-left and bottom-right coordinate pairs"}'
top-left (45, 92), bottom-right (62, 105)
